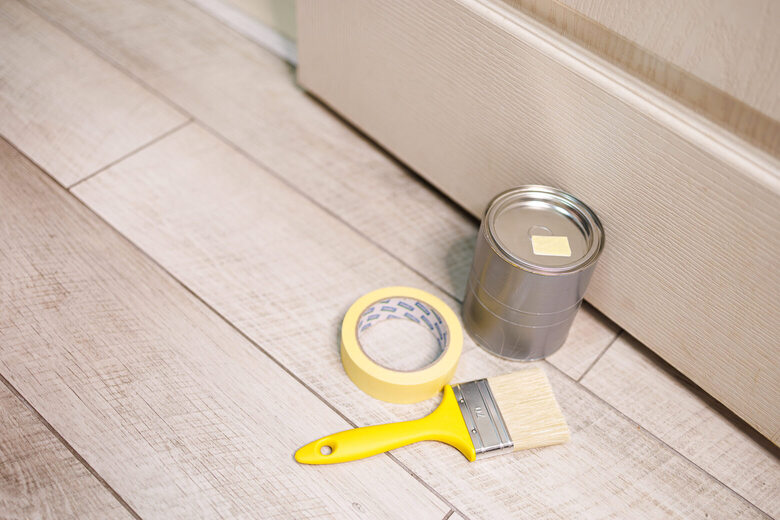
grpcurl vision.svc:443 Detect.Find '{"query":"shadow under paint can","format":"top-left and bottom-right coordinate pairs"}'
top-left (463, 186), bottom-right (605, 361)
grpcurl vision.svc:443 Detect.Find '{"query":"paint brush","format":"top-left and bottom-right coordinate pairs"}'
top-left (295, 367), bottom-right (569, 464)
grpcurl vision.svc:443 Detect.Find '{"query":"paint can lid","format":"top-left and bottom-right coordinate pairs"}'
top-left (484, 185), bottom-right (604, 274)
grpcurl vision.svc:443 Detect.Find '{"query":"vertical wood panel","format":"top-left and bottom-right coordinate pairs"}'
top-left (555, 0), bottom-right (780, 119)
top-left (502, 0), bottom-right (780, 152)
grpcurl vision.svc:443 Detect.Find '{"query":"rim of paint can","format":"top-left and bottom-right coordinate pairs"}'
top-left (483, 185), bottom-right (604, 275)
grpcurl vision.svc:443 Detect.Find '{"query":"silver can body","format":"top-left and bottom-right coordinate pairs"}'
top-left (463, 186), bottom-right (604, 361)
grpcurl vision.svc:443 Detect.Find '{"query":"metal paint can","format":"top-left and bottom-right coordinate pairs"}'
top-left (463, 186), bottom-right (604, 360)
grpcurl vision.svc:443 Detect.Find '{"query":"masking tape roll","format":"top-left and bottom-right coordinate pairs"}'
top-left (341, 287), bottom-right (463, 404)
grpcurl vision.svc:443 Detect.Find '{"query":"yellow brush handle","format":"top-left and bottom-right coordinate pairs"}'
top-left (295, 386), bottom-right (476, 464)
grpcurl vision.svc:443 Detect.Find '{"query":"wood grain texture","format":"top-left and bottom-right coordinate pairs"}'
top-left (24, 0), bottom-right (618, 380)
top-left (187, 0), bottom-right (297, 64)
top-left (555, 0), bottom-right (780, 121)
top-left (0, 382), bottom-right (131, 520)
top-left (0, 1), bottom-right (185, 187)
top-left (502, 0), bottom-right (780, 154)
top-left (582, 334), bottom-right (780, 517)
top-left (295, 0), bottom-right (780, 442)
top-left (72, 122), bottom-right (767, 518)
top-left (0, 136), bottom-right (449, 520)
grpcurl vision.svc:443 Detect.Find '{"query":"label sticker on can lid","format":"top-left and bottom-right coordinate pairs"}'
top-left (531, 235), bottom-right (571, 257)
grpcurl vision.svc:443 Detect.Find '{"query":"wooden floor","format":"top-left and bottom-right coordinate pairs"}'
top-left (0, 1), bottom-right (777, 518)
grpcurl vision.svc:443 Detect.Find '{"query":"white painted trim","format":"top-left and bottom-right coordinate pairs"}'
top-left (188, 0), bottom-right (298, 65)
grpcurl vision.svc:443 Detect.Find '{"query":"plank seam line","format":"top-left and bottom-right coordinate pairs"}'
top-left (68, 118), bottom-right (194, 190)
top-left (13, 3), bottom-right (770, 515)
top-left (576, 330), bottom-right (623, 382)
top-left (0, 371), bottom-right (144, 520)
top-left (544, 360), bottom-right (774, 518)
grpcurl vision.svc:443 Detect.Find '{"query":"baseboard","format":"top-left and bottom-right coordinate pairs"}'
top-left (188, 0), bottom-right (297, 65)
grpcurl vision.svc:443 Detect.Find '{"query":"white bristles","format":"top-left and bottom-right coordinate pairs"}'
top-left (488, 367), bottom-right (570, 451)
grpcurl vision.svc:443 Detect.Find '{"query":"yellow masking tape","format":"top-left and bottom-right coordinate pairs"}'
top-left (341, 287), bottom-right (463, 404)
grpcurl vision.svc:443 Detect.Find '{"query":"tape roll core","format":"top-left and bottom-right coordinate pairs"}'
top-left (341, 287), bottom-right (463, 403)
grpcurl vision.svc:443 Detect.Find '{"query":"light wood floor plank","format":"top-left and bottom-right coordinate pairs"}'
top-left (0, 381), bottom-right (132, 520)
top-left (582, 335), bottom-right (780, 517)
top-left (0, 1), bottom-right (186, 187)
top-left (0, 136), bottom-right (449, 519)
top-left (26, 0), bottom-right (618, 381)
top-left (73, 122), bottom-right (766, 518)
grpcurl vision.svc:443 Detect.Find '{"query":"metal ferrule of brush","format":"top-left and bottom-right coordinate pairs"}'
top-left (452, 379), bottom-right (514, 459)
